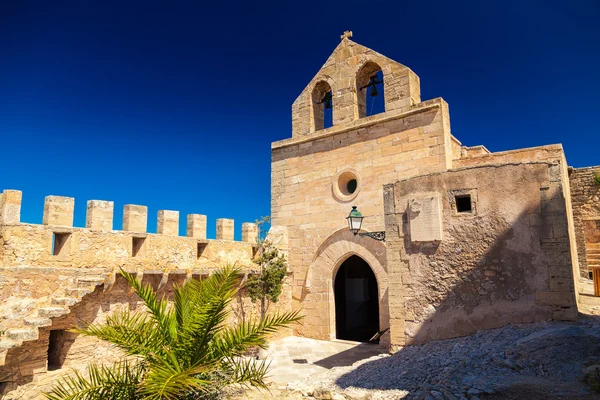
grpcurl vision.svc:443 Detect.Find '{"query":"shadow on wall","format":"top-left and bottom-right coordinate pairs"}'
top-left (334, 201), bottom-right (582, 396)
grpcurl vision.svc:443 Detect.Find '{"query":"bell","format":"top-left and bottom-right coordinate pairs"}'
top-left (369, 86), bottom-right (379, 97)
top-left (324, 100), bottom-right (332, 109)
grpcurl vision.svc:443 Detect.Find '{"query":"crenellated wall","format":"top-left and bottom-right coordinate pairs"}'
top-left (0, 190), bottom-right (259, 271)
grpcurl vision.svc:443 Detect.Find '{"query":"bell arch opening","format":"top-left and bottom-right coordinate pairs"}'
top-left (334, 255), bottom-right (380, 342)
top-left (356, 61), bottom-right (384, 118)
top-left (311, 80), bottom-right (333, 131)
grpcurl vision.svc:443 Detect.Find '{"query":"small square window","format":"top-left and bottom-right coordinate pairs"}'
top-left (52, 233), bottom-right (70, 256)
top-left (132, 237), bottom-right (146, 257)
top-left (197, 242), bottom-right (208, 259)
top-left (455, 195), bottom-right (472, 213)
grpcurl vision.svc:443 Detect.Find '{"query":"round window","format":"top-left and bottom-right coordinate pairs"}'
top-left (333, 170), bottom-right (361, 201)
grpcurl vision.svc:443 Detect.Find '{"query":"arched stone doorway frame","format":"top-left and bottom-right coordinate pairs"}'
top-left (305, 228), bottom-right (389, 345)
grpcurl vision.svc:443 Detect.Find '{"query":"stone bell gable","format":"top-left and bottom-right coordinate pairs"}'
top-left (291, 32), bottom-right (422, 137)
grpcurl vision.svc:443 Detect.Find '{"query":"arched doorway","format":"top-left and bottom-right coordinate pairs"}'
top-left (334, 255), bottom-right (380, 342)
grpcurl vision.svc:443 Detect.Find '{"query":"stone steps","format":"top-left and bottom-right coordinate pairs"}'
top-left (76, 276), bottom-right (106, 287)
top-left (37, 306), bottom-right (70, 319)
top-left (0, 271), bottom-right (109, 368)
top-left (6, 328), bottom-right (38, 341)
top-left (24, 317), bottom-right (52, 328)
top-left (51, 297), bottom-right (79, 307)
top-left (65, 287), bottom-right (92, 297)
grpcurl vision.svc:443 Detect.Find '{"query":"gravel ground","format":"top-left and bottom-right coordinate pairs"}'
top-left (274, 321), bottom-right (600, 400)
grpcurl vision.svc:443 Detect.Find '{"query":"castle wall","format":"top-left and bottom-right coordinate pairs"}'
top-left (0, 191), bottom-right (293, 398)
top-left (568, 166), bottom-right (600, 278)
top-left (383, 153), bottom-right (578, 348)
top-left (272, 98), bottom-right (453, 341)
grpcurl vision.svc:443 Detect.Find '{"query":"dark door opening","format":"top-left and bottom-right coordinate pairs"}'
top-left (334, 255), bottom-right (380, 342)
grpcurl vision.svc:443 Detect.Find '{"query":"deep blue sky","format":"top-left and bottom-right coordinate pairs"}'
top-left (1, 1), bottom-right (599, 238)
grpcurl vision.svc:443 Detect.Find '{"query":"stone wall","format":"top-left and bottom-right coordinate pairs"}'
top-left (383, 157), bottom-right (578, 348)
top-left (568, 166), bottom-right (600, 277)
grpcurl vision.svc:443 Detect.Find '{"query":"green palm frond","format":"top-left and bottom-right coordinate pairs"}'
top-left (77, 309), bottom-right (165, 360)
top-left (121, 269), bottom-right (176, 343)
top-left (216, 310), bottom-right (302, 355)
top-left (44, 361), bottom-right (144, 400)
top-left (221, 357), bottom-right (270, 388)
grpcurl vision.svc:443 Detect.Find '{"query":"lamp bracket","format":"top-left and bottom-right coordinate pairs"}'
top-left (357, 231), bottom-right (386, 242)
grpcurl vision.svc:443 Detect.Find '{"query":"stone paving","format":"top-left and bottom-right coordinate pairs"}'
top-left (262, 336), bottom-right (385, 383)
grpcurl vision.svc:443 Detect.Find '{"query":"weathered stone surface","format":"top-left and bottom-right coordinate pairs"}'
top-left (569, 166), bottom-right (600, 277)
top-left (42, 196), bottom-right (74, 227)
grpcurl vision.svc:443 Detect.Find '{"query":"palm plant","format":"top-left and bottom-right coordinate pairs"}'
top-left (45, 265), bottom-right (301, 400)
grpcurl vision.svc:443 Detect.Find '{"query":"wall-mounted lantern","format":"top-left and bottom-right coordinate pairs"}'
top-left (346, 206), bottom-right (386, 241)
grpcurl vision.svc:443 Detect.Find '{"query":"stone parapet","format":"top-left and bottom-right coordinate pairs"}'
top-left (217, 218), bottom-right (234, 241)
top-left (242, 222), bottom-right (258, 243)
top-left (43, 196), bottom-right (74, 227)
top-left (86, 200), bottom-right (114, 231)
top-left (157, 210), bottom-right (179, 236)
top-left (187, 214), bottom-right (207, 239)
top-left (123, 204), bottom-right (148, 233)
top-left (0, 189), bottom-right (22, 224)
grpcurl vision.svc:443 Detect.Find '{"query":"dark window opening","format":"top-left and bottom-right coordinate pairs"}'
top-left (52, 233), bottom-right (70, 256)
top-left (197, 242), bottom-right (208, 259)
top-left (347, 179), bottom-right (358, 194)
top-left (455, 195), bottom-right (472, 213)
top-left (132, 237), bottom-right (145, 257)
top-left (334, 255), bottom-right (380, 343)
top-left (48, 330), bottom-right (69, 371)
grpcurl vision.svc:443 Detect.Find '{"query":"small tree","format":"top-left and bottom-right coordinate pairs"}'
top-left (594, 172), bottom-right (600, 186)
top-left (246, 217), bottom-right (287, 321)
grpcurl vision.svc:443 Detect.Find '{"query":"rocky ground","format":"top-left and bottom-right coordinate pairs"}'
top-left (233, 319), bottom-right (600, 400)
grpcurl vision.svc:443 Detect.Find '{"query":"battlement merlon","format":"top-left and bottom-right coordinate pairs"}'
top-left (123, 204), bottom-right (148, 233)
top-left (86, 200), bottom-right (114, 231)
top-left (187, 214), bottom-right (207, 239)
top-left (43, 195), bottom-right (75, 227)
top-left (0, 190), bottom-right (22, 224)
top-left (0, 190), bottom-right (258, 242)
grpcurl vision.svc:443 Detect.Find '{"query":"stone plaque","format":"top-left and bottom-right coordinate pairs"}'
top-left (409, 196), bottom-right (443, 242)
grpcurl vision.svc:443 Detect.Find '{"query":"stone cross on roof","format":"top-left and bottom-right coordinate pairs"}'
top-left (341, 30), bottom-right (353, 40)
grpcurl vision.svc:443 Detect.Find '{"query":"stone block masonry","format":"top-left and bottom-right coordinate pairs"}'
top-left (86, 200), bottom-right (114, 231)
top-left (157, 210), bottom-right (179, 236)
top-left (123, 204), bottom-right (148, 233)
top-left (43, 196), bottom-right (74, 227)
top-left (0, 190), bottom-right (21, 224)
top-left (217, 218), bottom-right (234, 241)
top-left (187, 214), bottom-right (207, 239)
